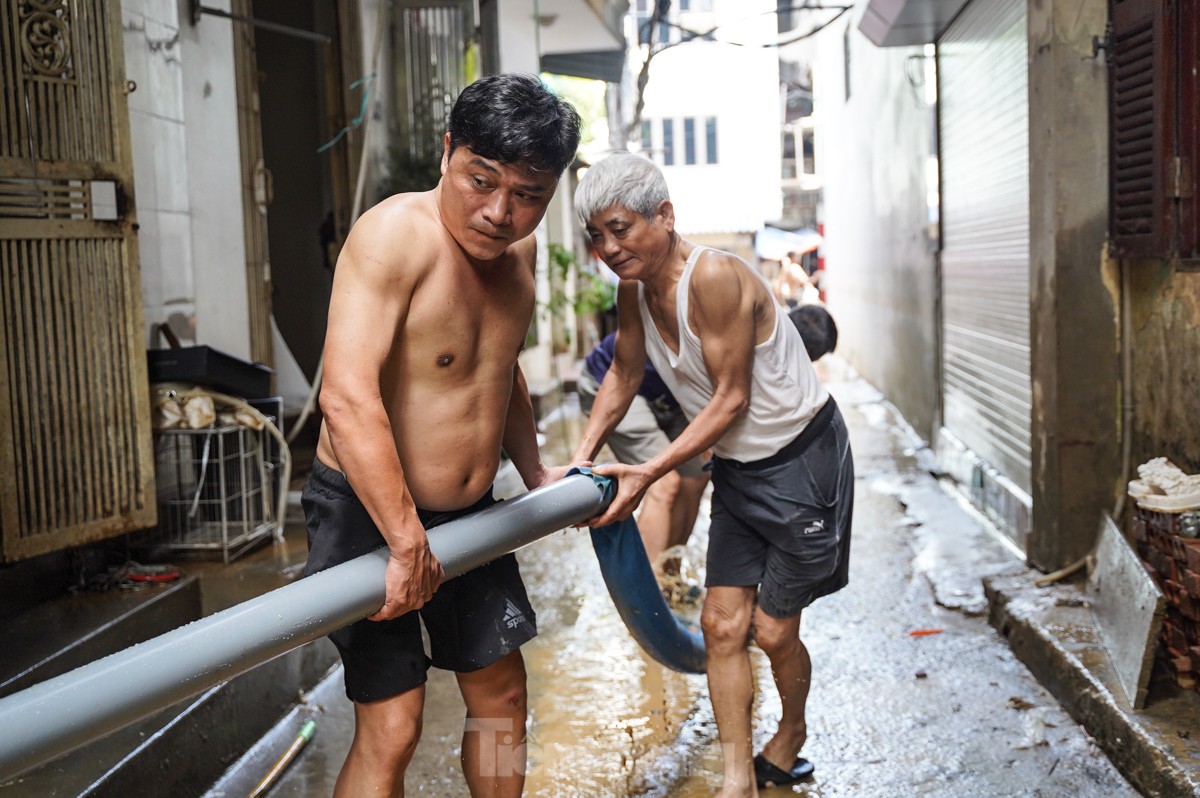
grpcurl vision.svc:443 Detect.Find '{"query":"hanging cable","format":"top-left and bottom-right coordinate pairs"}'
top-left (655, 3), bottom-right (853, 50)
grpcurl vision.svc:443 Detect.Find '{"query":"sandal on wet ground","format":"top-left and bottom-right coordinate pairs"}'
top-left (753, 753), bottom-right (815, 788)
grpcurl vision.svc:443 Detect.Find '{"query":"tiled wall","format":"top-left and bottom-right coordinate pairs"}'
top-left (121, 0), bottom-right (251, 360)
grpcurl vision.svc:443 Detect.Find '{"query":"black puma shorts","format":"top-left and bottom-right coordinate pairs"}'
top-left (301, 458), bottom-right (537, 703)
top-left (706, 399), bottom-right (854, 619)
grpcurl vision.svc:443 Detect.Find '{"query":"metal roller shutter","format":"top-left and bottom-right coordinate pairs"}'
top-left (938, 0), bottom-right (1032, 533)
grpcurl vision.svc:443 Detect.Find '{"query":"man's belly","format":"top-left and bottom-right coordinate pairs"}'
top-left (397, 441), bottom-right (503, 512)
top-left (314, 426), bottom-right (503, 512)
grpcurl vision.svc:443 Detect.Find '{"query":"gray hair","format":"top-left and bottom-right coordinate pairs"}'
top-left (574, 152), bottom-right (671, 224)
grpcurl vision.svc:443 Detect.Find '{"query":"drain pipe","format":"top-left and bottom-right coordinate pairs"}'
top-left (0, 473), bottom-right (607, 783)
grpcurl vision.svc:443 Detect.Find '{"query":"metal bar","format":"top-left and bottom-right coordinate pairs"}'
top-left (0, 473), bottom-right (606, 782)
top-left (194, 5), bottom-right (332, 45)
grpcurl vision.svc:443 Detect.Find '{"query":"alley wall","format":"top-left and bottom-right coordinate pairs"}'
top-left (1129, 266), bottom-right (1200, 475)
top-left (809, 9), bottom-right (940, 440)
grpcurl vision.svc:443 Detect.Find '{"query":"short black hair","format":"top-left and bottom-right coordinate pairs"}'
top-left (447, 73), bottom-right (582, 177)
top-left (789, 304), bottom-right (838, 361)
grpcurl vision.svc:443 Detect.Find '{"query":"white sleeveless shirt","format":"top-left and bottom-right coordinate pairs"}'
top-left (637, 246), bottom-right (829, 461)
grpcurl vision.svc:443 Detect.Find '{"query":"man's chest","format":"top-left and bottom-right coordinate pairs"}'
top-left (402, 274), bottom-right (534, 365)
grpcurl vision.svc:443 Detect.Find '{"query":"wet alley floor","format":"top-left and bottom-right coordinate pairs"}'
top-left (205, 361), bottom-right (1145, 798)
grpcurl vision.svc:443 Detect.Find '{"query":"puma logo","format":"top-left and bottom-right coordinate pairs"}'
top-left (802, 519), bottom-right (826, 535)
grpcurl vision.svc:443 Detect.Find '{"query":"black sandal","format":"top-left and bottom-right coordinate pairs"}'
top-left (753, 753), bottom-right (815, 788)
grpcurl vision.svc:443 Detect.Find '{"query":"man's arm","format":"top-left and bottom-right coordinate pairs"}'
top-left (587, 254), bottom-right (755, 526)
top-left (320, 202), bottom-right (443, 620)
top-left (570, 281), bottom-right (646, 464)
top-left (502, 363), bottom-right (552, 490)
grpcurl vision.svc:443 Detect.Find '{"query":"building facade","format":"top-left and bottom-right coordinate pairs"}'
top-left (0, 0), bottom-right (627, 560)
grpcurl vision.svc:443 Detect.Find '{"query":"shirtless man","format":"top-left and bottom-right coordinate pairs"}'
top-left (301, 74), bottom-right (580, 797)
top-left (567, 153), bottom-right (853, 797)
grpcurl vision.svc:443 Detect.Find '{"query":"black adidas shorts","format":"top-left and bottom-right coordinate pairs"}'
top-left (301, 458), bottom-right (537, 703)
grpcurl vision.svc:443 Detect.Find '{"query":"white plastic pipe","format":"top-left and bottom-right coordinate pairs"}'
top-left (0, 474), bottom-right (606, 782)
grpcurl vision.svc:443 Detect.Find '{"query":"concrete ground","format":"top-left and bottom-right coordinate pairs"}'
top-left (201, 357), bottom-right (1200, 797)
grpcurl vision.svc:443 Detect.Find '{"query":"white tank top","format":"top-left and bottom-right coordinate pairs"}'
top-left (637, 246), bottom-right (829, 461)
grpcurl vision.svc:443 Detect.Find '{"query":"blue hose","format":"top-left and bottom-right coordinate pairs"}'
top-left (577, 468), bottom-right (707, 674)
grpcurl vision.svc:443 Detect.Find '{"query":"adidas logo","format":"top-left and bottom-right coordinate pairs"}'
top-left (503, 599), bottom-right (526, 629)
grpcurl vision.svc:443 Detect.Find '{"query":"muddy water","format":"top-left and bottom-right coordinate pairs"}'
top-left (518, 497), bottom-right (715, 797)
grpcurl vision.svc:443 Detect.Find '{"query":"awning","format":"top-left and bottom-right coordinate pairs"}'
top-left (541, 49), bottom-right (626, 83)
top-left (859, 0), bottom-right (971, 47)
top-left (754, 226), bottom-right (823, 260)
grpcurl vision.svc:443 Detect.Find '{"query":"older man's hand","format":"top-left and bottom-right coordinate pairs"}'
top-left (581, 461), bottom-right (656, 528)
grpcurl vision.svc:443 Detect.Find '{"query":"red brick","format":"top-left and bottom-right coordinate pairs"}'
top-left (1151, 550), bottom-right (1178, 582)
top-left (1185, 540), bottom-right (1200, 572)
top-left (1183, 569), bottom-right (1200, 598)
top-left (1133, 518), bottom-right (1147, 542)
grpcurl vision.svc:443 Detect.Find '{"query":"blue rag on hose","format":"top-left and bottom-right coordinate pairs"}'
top-left (573, 467), bottom-right (707, 674)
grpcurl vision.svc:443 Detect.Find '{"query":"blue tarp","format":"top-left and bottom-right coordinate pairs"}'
top-left (754, 225), bottom-right (822, 261)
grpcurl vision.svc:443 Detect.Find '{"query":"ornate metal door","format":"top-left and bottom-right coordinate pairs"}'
top-left (0, 0), bottom-right (155, 560)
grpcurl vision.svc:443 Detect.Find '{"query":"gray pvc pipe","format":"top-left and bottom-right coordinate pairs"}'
top-left (0, 473), bottom-right (606, 782)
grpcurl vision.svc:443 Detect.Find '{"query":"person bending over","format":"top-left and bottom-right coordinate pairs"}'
top-left (565, 153), bottom-right (853, 797)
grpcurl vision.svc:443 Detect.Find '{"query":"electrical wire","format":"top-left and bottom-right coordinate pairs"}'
top-left (650, 3), bottom-right (853, 50)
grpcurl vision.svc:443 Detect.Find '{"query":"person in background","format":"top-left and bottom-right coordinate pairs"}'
top-left (771, 250), bottom-right (817, 308)
top-left (788, 304), bottom-right (838, 363)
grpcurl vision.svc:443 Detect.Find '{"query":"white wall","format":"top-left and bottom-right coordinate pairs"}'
top-left (497, 0), bottom-right (541, 74)
top-left (807, 3), bottom-right (940, 437)
top-left (122, 0), bottom-right (251, 360)
top-left (179, 0), bottom-right (251, 359)
top-left (638, 0), bottom-right (782, 235)
top-left (122, 0), bottom-right (193, 349)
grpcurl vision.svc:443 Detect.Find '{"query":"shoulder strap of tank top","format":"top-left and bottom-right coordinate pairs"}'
top-left (676, 246), bottom-right (710, 339)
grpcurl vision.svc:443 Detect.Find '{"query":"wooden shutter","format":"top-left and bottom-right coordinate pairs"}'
top-left (0, 0), bottom-right (156, 560)
top-left (1177, 0), bottom-right (1200, 262)
top-left (1108, 0), bottom-right (1175, 257)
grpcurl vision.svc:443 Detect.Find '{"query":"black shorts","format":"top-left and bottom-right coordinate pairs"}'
top-left (301, 458), bottom-right (537, 703)
top-left (706, 398), bottom-right (854, 619)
